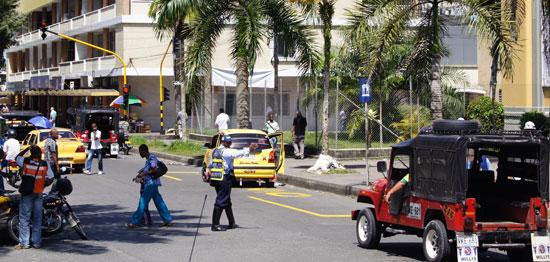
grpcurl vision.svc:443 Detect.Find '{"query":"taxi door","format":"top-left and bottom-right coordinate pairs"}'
top-left (268, 132), bottom-right (285, 174)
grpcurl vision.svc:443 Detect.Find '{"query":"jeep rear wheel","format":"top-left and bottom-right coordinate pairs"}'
top-left (422, 220), bottom-right (451, 262)
top-left (356, 208), bottom-right (381, 249)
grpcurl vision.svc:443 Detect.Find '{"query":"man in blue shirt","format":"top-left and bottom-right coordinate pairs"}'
top-left (127, 144), bottom-right (173, 228)
top-left (206, 135), bottom-right (258, 231)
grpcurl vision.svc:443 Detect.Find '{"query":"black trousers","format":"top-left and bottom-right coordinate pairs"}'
top-left (214, 175), bottom-right (234, 208)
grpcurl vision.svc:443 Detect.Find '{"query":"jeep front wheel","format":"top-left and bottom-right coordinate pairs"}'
top-left (356, 208), bottom-right (381, 249)
top-left (422, 220), bottom-right (451, 262)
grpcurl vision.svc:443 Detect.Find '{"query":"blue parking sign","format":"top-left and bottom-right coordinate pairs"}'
top-left (359, 78), bottom-right (372, 103)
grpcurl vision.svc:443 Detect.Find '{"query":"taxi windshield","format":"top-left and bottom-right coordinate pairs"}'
top-left (40, 131), bottom-right (76, 141)
top-left (229, 134), bottom-right (271, 150)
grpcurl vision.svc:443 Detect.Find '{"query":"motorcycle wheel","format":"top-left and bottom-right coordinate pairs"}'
top-left (73, 223), bottom-right (88, 240)
top-left (43, 210), bottom-right (64, 236)
top-left (7, 214), bottom-right (20, 243)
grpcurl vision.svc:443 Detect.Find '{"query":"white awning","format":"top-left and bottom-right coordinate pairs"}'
top-left (212, 67), bottom-right (301, 88)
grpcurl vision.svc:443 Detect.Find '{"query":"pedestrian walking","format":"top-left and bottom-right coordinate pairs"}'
top-left (84, 123), bottom-right (103, 175)
top-left (14, 145), bottom-right (53, 250)
top-left (206, 135), bottom-right (258, 231)
top-left (139, 181), bottom-right (153, 226)
top-left (291, 111), bottom-right (307, 159)
top-left (127, 144), bottom-right (173, 228)
top-left (44, 129), bottom-right (59, 179)
top-left (215, 108), bottom-right (230, 131)
top-left (3, 129), bottom-right (20, 161)
top-left (49, 107), bottom-right (57, 128)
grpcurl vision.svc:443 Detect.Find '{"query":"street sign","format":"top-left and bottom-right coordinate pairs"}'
top-left (359, 78), bottom-right (372, 103)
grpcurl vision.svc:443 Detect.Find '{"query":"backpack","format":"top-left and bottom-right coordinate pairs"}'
top-left (153, 161), bottom-right (168, 179)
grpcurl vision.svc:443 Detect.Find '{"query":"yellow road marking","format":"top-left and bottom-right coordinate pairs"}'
top-left (266, 192), bottom-right (311, 198)
top-left (248, 196), bottom-right (350, 218)
top-left (164, 175), bottom-right (182, 181)
top-left (167, 171), bottom-right (196, 174)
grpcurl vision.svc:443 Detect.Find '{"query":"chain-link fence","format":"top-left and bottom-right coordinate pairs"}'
top-left (186, 79), bottom-right (425, 152)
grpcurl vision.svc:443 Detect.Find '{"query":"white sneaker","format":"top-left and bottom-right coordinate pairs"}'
top-left (98, 171), bottom-right (104, 175)
top-left (83, 170), bottom-right (91, 175)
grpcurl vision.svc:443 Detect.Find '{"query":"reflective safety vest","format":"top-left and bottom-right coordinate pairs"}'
top-left (22, 159), bottom-right (48, 194)
top-left (210, 148), bottom-right (225, 181)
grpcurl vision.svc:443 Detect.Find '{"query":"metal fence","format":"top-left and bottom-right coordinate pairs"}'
top-left (187, 81), bottom-right (424, 151)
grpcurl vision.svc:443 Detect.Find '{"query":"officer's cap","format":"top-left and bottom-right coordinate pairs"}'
top-left (221, 135), bottom-right (232, 142)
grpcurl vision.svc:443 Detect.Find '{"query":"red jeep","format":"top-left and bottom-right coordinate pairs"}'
top-left (352, 120), bottom-right (550, 262)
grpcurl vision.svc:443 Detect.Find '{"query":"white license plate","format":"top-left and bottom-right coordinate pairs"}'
top-left (110, 144), bottom-right (119, 155)
top-left (531, 233), bottom-right (550, 261)
top-left (456, 234), bottom-right (479, 247)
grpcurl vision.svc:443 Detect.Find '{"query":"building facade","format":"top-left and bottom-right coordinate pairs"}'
top-left (5, 0), bottom-right (176, 131)
top-left (500, 1), bottom-right (550, 129)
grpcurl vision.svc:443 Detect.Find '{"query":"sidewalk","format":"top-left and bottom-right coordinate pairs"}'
top-left (279, 157), bottom-right (386, 197)
top-left (146, 148), bottom-right (387, 198)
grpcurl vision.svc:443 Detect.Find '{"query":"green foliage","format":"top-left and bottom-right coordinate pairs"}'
top-left (519, 111), bottom-right (548, 130)
top-left (0, 0), bottom-right (24, 65)
top-left (442, 85), bottom-right (465, 120)
top-left (391, 105), bottom-right (431, 142)
top-left (129, 136), bottom-right (204, 157)
top-left (466, 97), bottom-right (504, 131)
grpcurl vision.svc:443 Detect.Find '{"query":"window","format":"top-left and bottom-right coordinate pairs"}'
top-left (109, 31), bottom-right (116, 52)
top-left (275, 36), bottom-right (296, 58)
top-left (217, 94), bottom-right (236, 116)
top-left (229, 134), bottom-right (271, 150)
top-left (441, 26), bottom-right (477, 66)
top-left (40, 131), bottom-right (75, 141)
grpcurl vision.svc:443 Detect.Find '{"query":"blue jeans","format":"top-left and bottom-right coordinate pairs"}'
top-left (85, 149), bottom-right (103, 172)
top-left (0, 175), bottom-right (5, 194)
top-left (131, 184), bottom-right (172, 225)
top-left (19, 194), bottom-right (43, 247)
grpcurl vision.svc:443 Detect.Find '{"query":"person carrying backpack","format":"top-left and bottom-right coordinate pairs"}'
top-left (127, 144), bottom-right (172, 228)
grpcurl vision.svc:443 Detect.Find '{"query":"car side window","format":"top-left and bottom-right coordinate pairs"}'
top-left (391, 154), bottom-right (410, 182)
top-left (22, 135), bottom-right (30, 145)
top-left (30, 134), bottom-right (37, 145)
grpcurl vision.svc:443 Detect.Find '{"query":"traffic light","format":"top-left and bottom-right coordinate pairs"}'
top-left (40, 22), bottom-right (47, 40)
top-left (163, 87), bottom-right (170, 101)
top-left (122, 84), bottom-right (130, 110)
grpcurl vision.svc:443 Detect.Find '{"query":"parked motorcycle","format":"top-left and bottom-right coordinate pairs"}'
top-left (5, 160), bottom-right (20, 188)
top-left (118, 132), bottom-right (132, 155)
top-left (6, 177), bottom-right (88, 242)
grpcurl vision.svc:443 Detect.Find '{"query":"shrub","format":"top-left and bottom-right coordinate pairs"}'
top-left (466, 96), bottom-right (504, 131)
top-left (519, 111), bottom-right (548, 130)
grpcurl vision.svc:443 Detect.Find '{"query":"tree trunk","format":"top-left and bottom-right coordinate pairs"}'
top-left (236, 58), bottom-right (250, 128)
top-left (430, 55), bottom-right (443, 120)
top-left (203, 58), bottom-right (213, 129)
top-left (320, 1), bottom-right (333, 155)
top-left (273, 34), bottom-right (280, 121)
top-left (178, 34), bottom-right (187, 141)
top-left (489, 52), bottom-right (498, 129)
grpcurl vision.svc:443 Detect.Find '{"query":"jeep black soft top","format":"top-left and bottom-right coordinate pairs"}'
top-left (398, 120), bottom-right (549, 203)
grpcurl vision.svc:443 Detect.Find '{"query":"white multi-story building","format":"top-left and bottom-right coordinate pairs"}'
top-left (5, 0), bottom-right (490, 132)
top-left (5, 0), bottom-right (176, 130)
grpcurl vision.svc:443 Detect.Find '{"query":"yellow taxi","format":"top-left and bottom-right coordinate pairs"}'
top-left (21, 128), bottom-right (87, 172)
top-left (202, 129), bottom-right (285, 186)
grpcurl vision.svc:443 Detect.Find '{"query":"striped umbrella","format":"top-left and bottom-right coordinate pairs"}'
top-left (110, 95), bottom-right (147, 108)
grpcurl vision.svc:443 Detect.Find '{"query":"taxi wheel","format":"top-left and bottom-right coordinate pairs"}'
top-left (356, 208), bottom-right (381, 249)
top-left (422, 220), bottom-right (451, 262)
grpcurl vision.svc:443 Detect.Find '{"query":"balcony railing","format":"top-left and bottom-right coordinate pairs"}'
top-left (15, 4), bottom-right (116, 46)
top-left (8, 56), bottom-right (116, 82)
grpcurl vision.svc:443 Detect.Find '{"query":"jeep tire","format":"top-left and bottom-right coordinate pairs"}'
top-left (432, 120), bottom-right (480, 133)
top-left (356, 208), bottom-right (381, 249)
top-left (422, 220), bottom-right (452, 262)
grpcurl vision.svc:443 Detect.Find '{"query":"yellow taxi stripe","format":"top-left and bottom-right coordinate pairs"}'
top-left (248, 196), bottom-right (350, 218)
top-left (164, 175), bottom-right (182, 181)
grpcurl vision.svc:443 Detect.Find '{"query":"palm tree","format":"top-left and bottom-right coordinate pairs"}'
top-left (0, 0), bottom-right (23, 66)
top-left (292, 0), bottom-right (335, 154)
top-left (464, 0), bottom-right (525, 128)
top-left (149, 0), bottom-right (198, 141)
top-left (184, 0), bottom-right (318, 128)
top-left (347, 0), bottom-right (522, 123)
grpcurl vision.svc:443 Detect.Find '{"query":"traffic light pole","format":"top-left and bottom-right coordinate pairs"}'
top-left (159, 40), bottom-right (173, 135)
top-left (41, 26), bottom-right (129, 116)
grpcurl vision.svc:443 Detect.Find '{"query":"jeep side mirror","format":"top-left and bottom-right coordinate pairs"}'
top-left (204, 142), bottom-right (211, 148)
top-left (377, 161), bottom-right (387, 173)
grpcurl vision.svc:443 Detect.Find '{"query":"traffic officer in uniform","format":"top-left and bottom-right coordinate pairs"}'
top-left (206, 135), bottom-right (258, 231)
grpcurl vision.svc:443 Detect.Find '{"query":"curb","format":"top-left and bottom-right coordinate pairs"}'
top-left (144, 149), bottom-right (365, 198)
top-left (277, 174), bottom-right (365, 197)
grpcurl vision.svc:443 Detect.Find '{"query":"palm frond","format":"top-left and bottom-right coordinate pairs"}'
top-left (231, 0), bottom-right (267, 75)
top-left (149, 0), bottom-right (199, 39)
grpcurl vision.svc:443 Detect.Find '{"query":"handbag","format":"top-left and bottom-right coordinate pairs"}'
top-left (19, 161), bottom-right (41, 196)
